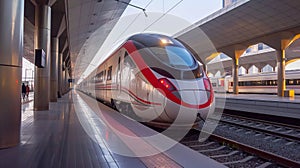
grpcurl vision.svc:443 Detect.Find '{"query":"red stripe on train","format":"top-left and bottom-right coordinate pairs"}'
top-left (123, 41), bottom-right (213, 109)
top-left (95, 84), bottom-right (161, 106)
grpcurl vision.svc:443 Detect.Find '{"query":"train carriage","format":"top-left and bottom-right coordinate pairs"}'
top-left (210, 70), bottom-right (300, 94)
top-left (78, 33), bottom-right (215, 127)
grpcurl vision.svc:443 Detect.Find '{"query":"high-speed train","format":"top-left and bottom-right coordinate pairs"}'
top-left (210, 70), bottom-right (300, 94)
top-left (78, 33), bottom-right (215, 127)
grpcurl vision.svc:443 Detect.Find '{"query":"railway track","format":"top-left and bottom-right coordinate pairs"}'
top-left (220, 114), bottom-right (300, 142)
top-left (180, 129), bottom-right (300, 168)
top-left (178, 113), bottom-right (300, 168)
top-left (148, 111), bottom-right (300, 167)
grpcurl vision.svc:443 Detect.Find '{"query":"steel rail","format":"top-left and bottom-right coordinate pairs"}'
top-left (196, 129), bottom-right (300, 168)
top-left (223, 113), bottom-right (300, 130)
top-left (220, 119), bottom-right (300, 142)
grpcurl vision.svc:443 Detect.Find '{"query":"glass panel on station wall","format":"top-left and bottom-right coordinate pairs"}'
top-left (22, 58), bottom-right (35, 91)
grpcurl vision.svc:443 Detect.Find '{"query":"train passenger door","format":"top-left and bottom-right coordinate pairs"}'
top-left (116, 51), bottom-right (123, 96)
top-left (102, 64), bottom-right (106, 100)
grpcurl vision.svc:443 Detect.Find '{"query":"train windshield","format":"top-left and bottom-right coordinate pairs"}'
top-left (151, 46), bottom-right (196, 68)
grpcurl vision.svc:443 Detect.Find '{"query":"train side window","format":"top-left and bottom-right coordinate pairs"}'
top-left (99, 71), bottom-right (104, 82)
top-left (296, 79), bottom-right (300, 85)
top-left (95, 71), bottom-right (102, 82)
top-left (258, 43), bottom-right (264, 50)
top-left (287, 79), bottom-right (293, 85)
top-left (107, 66), bottom-right (112, 81)
top-left (124, 52), bottom-right (136, 68)
top-left (254, 81), bottom-right (258, 86)
top-left (118, 57), bottom-right (121, 72)
top-left (267, 80), bottom-right (272, 86)
top-left (257, 80), bottom-right (262, 86)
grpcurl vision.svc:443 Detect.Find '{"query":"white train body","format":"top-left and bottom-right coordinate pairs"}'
top-left (210, 70), bottom-right (300, 94)
top-left (78, 34), bottom-right (215, 127)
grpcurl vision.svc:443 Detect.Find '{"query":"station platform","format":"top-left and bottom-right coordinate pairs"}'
top-left (0, 90), bottom-right (225, 168)
top-left (21, 92), bottom-right (34, 104)
top-left (215, 93), bottom-right (300, 120)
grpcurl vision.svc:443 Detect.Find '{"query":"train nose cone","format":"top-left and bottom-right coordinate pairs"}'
top-left (177, 89), bottom-right (212, 120)
top-left (176, 90), bottom-right (209, 105)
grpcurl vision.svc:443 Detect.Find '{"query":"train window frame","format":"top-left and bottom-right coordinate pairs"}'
top-left (124, 52), bottom-right (136, 69)
top-left (98, 71), bottom-right (104, 82)
top-left (103, 70), bottom-right (106, 81)
top-left (149, 46), bottom-right (196, 69)
top-left (107, 66), bottom-right (112, 81)
top-left (118, 57), bottom-right (121, 72)
top-left (258, 43), bottom-right (264, 50)
top-left (287, 79), bottom-right (294, 85)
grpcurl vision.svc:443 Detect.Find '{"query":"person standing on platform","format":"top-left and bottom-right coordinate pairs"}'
top-left (26, 84), bottom-right (30, 99)
top-left (22, 83), bottom-right (26, 100)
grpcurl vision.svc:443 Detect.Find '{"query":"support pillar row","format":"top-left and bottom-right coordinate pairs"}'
top-left (231, 49), bottom-right (245, 95)
top-left (276, 50), bottom-right (286, 97)
top-left (65, 68), bottom-right (68, 93)
top-left (232, 57), bottom-right (239, 94)
top-left (34, 5), bottom-right (51, 110)
top-left (58, 53), bottom-right (63, 98)
top-left (0, 0), bottom-right (24, 148)
top-left (50, 38), bottom-right (58, 102)
top-left (62, 68), bottom-right (65, 95)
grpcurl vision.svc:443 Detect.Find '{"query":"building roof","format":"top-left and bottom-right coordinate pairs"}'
top-left (175, 0), bottom-right (300, 59)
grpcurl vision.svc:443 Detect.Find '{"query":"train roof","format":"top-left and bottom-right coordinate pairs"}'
top-left (128, 33), bottom-right (184, 48)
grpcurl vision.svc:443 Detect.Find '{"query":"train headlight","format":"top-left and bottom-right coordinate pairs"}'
top-left (160, 38), bottom-right (173, 45)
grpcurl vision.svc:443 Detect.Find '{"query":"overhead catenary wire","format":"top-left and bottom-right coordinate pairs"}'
top-left (114, 0), bottom-right (154, 43)
top-left (115, 0), bottom-right (146, 12)
top-left (143, 0), bottom-right (184, 31)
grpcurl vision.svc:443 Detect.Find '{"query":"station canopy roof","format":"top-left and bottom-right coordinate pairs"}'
top-left (175, 0), bottom-right (300, 60)
top-left (24, 0), bottom-right (131, 78)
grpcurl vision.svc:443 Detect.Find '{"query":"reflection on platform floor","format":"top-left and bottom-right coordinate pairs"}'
top-left (1, 92), bottom-right (146, 168)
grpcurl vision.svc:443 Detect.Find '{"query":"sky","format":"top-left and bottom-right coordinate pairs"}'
top-left (77, 0), bottom-right (223, 83)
